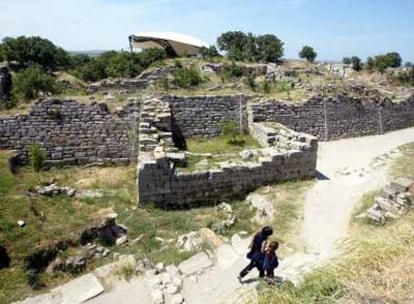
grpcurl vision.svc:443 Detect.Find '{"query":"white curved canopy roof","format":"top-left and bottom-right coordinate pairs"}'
top-left (129, 32), bottom-right (209, 57)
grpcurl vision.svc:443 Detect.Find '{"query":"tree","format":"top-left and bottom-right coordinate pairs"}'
top-left (366, 57), bottom-right (375, 71)
top-left (1, 36), bottom-right (70, 70)
top-left (217, 31), bottom-right (248, 61)
top-left (12, 66), bottom-right (59, 100)
top-left (299, 45), bottom-right (317, 62)
top-left (217, 31), bottom-right (285, 63)
top-left (350, 56), bottom-right (362, 71)
top-left (383, 52), bottom-right (402, 68)
top-left (255, 34), bottom-right (284, 63)
top-left (244, 33), bottom-right (258, 62)
top-left (404, 61), bottom-right (412, 68)
top-left (342, 57), bottom-right (351, 64)
top-left (200, 46), bottom-right (220, 59)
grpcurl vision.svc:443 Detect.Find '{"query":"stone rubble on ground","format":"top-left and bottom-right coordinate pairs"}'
top-left (176, 231), bottom-right (203, 252)
top-left (246, 193), bottom-right (275, 224)
top-left (366, 177), bottom-right (413, 223)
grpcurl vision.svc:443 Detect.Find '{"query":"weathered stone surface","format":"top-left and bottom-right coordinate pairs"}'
top-left (199, 228), bottom-right (224, 248)
top-left (390, 177), bottom-right (413, 192)
top-left (178, 252), bottom-right (213, 276)
top-left (150, 289), bottom-right (164, 304)
top-left (13, 293), bottom-right (62, 304)
top-left (215, 243), bottom-right (239, 269)
top-left (52, 273), bottom-right (104, 303)
top-left (176, 231), bottom-right (202, 252)
top-left (0, 98), bottom-right (139, 166)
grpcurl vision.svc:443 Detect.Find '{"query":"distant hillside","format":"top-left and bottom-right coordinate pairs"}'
top-left (68, 50), bottom-right (111, 57)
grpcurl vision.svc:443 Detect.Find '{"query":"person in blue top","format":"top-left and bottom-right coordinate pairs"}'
top-left (238, 226), bottom-right (273, 282)
top-left (263, 240), bottom-right (279, 278)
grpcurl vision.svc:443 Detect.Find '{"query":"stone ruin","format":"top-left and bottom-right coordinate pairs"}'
top-left (1, 91), bottom-right (414, 208)
top-left (366, 177), bottom-right (413, 223)
top-left (137, 97), bottom-right (317, 208)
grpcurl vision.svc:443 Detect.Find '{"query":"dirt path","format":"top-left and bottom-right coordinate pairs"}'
top-left (191, 126), bottom-right (414, 303)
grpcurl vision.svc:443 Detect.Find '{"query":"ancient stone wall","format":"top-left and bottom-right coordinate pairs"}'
top-left (0, 99), bottom-right (139, 165)
top-left (163, 95), bottom-right (248, 137)
top-left (137, 100), bottom-right (318, 208)
top-left (250, 96), bottom-right (414, 140)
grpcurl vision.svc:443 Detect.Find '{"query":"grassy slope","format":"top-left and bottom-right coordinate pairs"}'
top-left (259, 142), bottom-right (414, 304)
top-left (0, 150), bottom-right (257, 303)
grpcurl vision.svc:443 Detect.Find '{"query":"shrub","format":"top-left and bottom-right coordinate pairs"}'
top-left (200, 46), bottom-right (221, 59)
top-left (73, 59), bottom-right (106, 82)
top-left (222, 62), bottom-right (244, 79)
top-left (174, 59), bottom-right (183, 68)
top-left (246, 74), bottom-right (256, 91)
top-left (220, 120), bottom-right (244, 145)
top-left (262, 81), bottom-right (271, 94)
top-left (72, 48), bottom-right (166, 82)
top-left (172, 68), bottom-right (203, 88)
top-left (29, 143), bottom-right (46, 172)
top-left (12, 66), bottom-right (59, 101)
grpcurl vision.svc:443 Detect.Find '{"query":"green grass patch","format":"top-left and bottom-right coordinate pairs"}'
top-left (389, 142), bottom-right (414, 179)
top-left (186, 134), bottom-right (260, 155)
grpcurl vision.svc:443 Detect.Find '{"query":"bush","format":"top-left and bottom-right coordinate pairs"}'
top-left (200, 46), bottom-right (221, 59)
top-left (172, 68), bottom-right (203, 88)
top-left (73, 59), bottom-right (106, 82)
top-left (222, 62), bottom-right (244, 79)
top-left (12, 66), bottom-right (59, 101)
top-left (262, 81), bottom-right (271, 94)
top-left (220, 120), bottom-right (244, 145)
top-left (29, 143), bottom-right (46, 172)
top-left (72, 48), bottom-right (166, 82)
top-left (246, 74), bottom-right (256, 91)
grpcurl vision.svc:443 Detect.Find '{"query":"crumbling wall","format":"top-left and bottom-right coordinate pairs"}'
top-left (137, 104), bottom-right (318, 208)
top-left (163, 95), bottom-right (248, 137)
top-left (250, 96), bottom-right (414, 140)
top-left (0, 99), bottom-right (139, 165)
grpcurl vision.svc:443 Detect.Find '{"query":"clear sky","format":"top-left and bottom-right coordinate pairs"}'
top-left (1, 0), bottom-right (413, 61)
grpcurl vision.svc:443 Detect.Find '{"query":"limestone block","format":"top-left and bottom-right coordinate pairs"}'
top-left (178, 252), bottom-right (213, 276)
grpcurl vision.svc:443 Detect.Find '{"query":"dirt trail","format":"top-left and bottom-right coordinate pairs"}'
top-left (191, 126), bottom-right (414, 303)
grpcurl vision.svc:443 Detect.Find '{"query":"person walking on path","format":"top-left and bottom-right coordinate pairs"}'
top-left (238, 226), bottom-right (273, 281)
top-left (263, 240), bottom-right (279, 278)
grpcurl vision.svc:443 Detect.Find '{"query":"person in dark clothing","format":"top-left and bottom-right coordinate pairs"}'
top-left (238, 226), bottom-right (273, 281)
top-left (263, 240), bottom-right (279, 278)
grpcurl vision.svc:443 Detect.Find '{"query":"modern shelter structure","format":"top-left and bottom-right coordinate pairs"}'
top-left (128, 32), bottom-right (209, 57)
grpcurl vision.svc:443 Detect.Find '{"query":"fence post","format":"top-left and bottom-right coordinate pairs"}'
top-left (323, 100), bottom-right (328, 141)
top-left (378, 107), bottom-right (383, 135)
